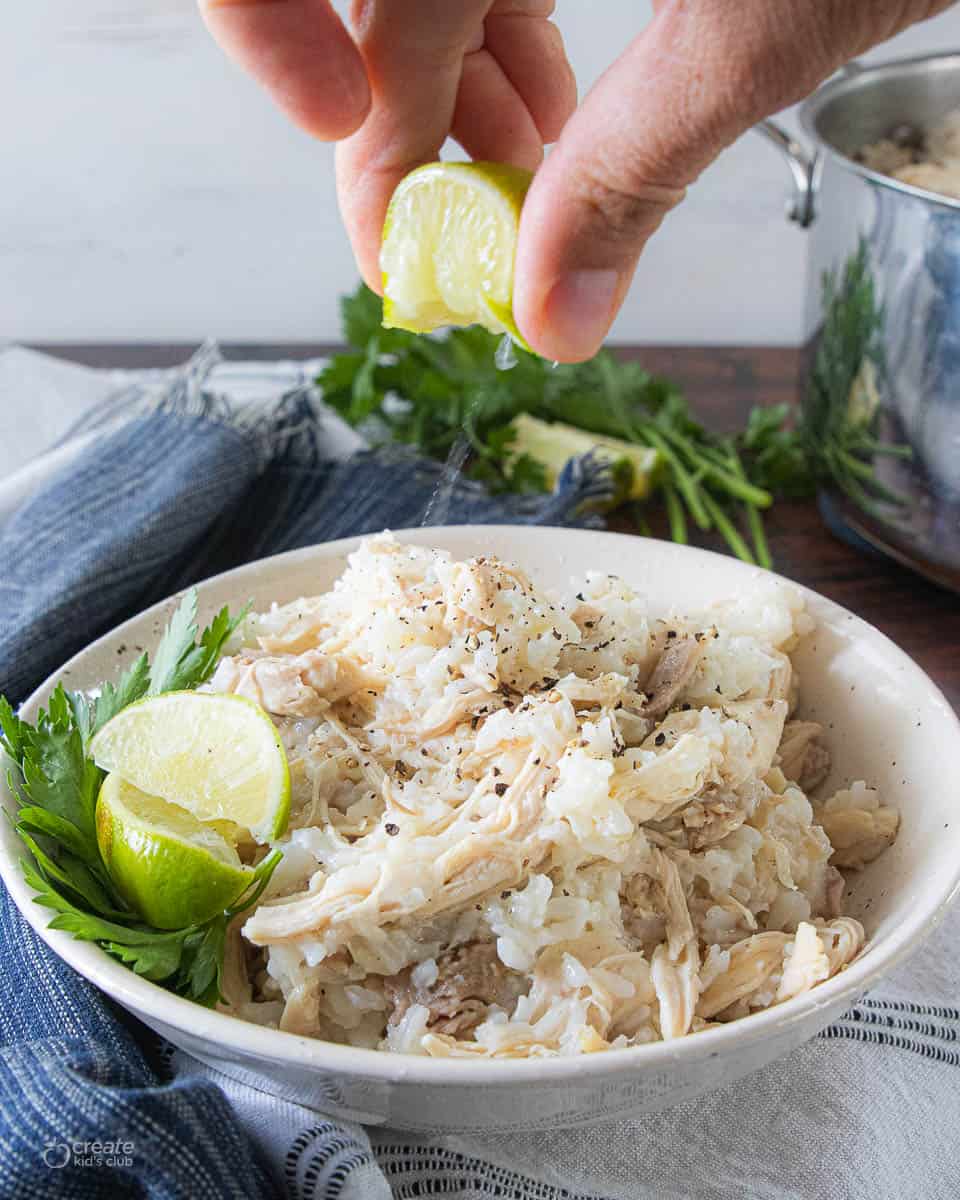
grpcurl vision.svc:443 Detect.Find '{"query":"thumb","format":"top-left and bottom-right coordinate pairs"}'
top-left (512, 4), bottom-right (790, 362)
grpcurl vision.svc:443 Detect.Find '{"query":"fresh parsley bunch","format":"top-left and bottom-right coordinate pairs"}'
top-left (318, 284), bottom-right (814, 567)
top-left (0, 591), bottom-right (279, 1007)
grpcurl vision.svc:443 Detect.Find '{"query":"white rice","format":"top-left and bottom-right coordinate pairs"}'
top-left (207, 534), bottom-right (897, 1056)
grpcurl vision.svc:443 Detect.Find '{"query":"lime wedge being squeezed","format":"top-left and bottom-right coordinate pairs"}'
top-left (380, 161), bottom-right (533, 342)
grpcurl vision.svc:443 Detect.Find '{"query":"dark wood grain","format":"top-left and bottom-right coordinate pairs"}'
top-left (33, 342), bottom-right (960, 710)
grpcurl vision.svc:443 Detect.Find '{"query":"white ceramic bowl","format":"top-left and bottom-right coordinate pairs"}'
top-left (3, 527), bottom-right (959, 1133)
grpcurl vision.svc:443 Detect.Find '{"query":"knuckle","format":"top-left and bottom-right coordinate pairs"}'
top-left (571, 152), bottom-right (685, 246)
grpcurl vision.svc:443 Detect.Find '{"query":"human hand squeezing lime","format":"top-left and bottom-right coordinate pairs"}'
top-left (199, 0), bottom-right (953, 361)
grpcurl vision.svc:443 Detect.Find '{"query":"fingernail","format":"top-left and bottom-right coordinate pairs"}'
top-left (544, 269), bottom-right (620, 360)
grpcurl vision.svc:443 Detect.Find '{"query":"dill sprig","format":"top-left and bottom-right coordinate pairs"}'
top-left (801, 238), bottom-right (912, 519)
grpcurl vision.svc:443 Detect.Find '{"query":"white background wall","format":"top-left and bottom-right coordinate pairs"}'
top-left (2, 2), bottom-right (958, 345)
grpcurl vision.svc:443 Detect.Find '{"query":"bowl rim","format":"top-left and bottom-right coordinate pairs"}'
top-left (3, 525), bottom-right (959, 1086)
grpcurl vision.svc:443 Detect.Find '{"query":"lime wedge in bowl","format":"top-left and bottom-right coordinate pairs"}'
top-left (381, 161), bottom-right (533, 340)
top-left (96, 773), bottom-right (256, 929)
top-left (90, 691), bottom-right (290, 844)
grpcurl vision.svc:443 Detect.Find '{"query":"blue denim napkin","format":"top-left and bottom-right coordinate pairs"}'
top-left (0, 354), bottom-right (606, 1199)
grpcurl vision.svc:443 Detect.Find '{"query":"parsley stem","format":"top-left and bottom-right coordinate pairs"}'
top-left (639, 427), bottom-right (711, 529)
top-left (655, 427), bottom-right (773, 508)
top-left (701, 492), bottom-right (756, 564)
top-left (662, 482), bottom-right (688, 544)
top-left (831, 448), bottom-right (911, 506)
top-left (723, 443), bottom-right (772, 569)
top-left (852, 436), bottom-right (913, 459)
top-left (745, 505), bottom-right (772, 569)
top-left (830, 464), bottom-right (903, 522)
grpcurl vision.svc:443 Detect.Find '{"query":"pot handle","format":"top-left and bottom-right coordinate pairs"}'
top-left (754, 60), bottom-right (864, 227)
top-left (754, 120), bottom-right (819, 227)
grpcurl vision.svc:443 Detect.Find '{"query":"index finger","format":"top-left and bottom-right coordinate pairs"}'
top-left (198, 0), bottom-right (371, 140)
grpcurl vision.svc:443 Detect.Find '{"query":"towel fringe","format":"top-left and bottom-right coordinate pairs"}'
top-left (56, 342), bottom-right (614, 524)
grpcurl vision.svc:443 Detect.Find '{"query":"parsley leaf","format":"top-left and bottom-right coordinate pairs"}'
top-left (19, 685), bottom-right (102, 848)
top-left (2, 594), bottom-right (260, 1006)
top-left (148, 590), bottom-right (248, 696)
top-left (148, 589), bottom-right (202, 694)
top-left (70, 653), bottom-right (151, 744)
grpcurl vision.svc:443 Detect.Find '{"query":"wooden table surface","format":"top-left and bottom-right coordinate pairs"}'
top-left (38, 342), bottom-right (960, 711)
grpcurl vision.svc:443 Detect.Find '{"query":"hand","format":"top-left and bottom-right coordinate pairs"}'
top-left (200, 0), bottom-right (953, 361)
top-left (198, 1), bottom-right (576, 286)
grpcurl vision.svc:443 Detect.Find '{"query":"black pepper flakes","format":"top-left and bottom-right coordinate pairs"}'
top-left (500, 891), bottom-right (511, 900)
top-left (494, 782), bottom-right (508, 796)
top-left (384, 822), bottom-right (399, 836)
top-left (666, 630), bottom-right (677, 640)
top-left (655, 732), bottom-right (666, 746)
top-left (493, 766), bottom-right (502, 776)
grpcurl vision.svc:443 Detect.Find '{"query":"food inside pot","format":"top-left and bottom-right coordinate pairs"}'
top-left (856, 108), bottom-right (960, 199)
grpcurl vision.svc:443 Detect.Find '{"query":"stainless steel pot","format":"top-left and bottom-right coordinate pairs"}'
top-left (760, 51), bottom-right (960, 592)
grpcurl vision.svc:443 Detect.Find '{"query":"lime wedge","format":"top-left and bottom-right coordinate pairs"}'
top-left (508, 413), bottom-right (661, 501)
top-left (381, 161), bottom-right (533, 337)
top-left (90, 692), bottom-right (290, 844)
top-left (96, 773), bottom-right (255, 929)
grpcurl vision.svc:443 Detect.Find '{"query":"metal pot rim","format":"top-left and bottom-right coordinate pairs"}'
top-left (798, 49), bottom-right (960, 214)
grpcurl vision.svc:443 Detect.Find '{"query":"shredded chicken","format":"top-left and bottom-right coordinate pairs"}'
top-left (775, 922), bottom-right (830, 1003)
top-left (244, 748), bottom-right (551, 948)
top-left (817, 783), bottom-right (900, 870)
top-left (778, 720), bottom-right (831, 792)
top-left (384, 943), bottom-right (517, 1036)
top-left (818, 916), bottom-right (865, 972)
top-left (697, 932), bottom-right (791, 1019)
top-left (681, 790), bottom-right (748, 849)
top-left (651, 940), bottom-right (700, 1039)
top-left (823, 865), bottom-right (846, 917)
top-left (819, 807), bottom-right (900, 869)
top-left (639, 635), bottom-right (706, 719)
top-left (208, 648), bottom-right (371, 715)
